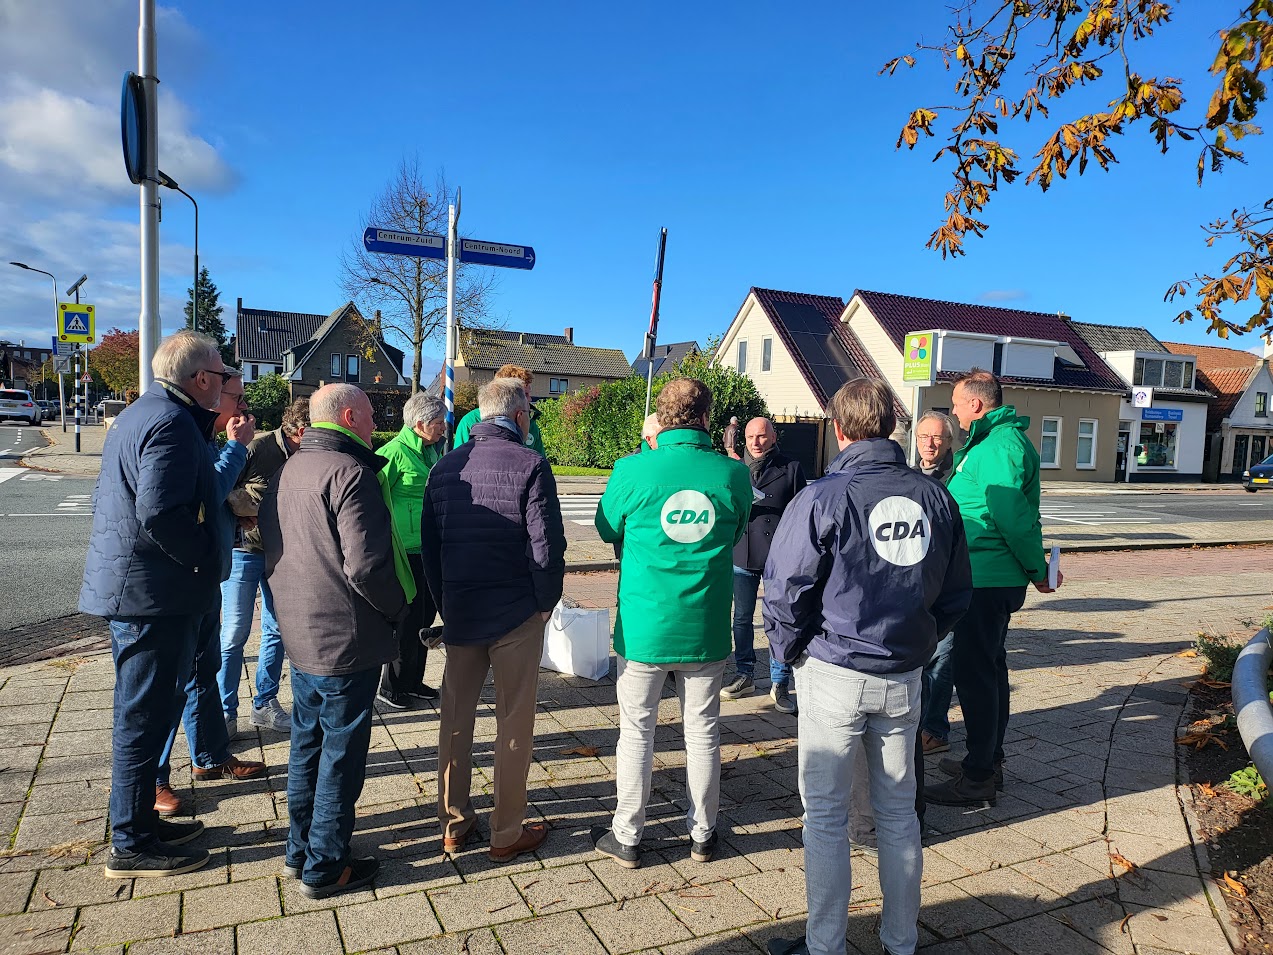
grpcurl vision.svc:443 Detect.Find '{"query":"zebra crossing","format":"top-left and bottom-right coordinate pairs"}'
top-left (560, 493), bottom-right (602, 526)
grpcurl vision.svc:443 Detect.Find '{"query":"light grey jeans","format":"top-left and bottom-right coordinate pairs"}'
top-left (611, 656), bottom-right (726, 846)
top-left (795, 655), bottom-right (923, 955)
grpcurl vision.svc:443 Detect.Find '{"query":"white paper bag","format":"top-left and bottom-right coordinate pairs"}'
top-left (541, 602), bottom-right (612, 681)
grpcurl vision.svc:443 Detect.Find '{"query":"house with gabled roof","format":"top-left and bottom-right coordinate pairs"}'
top-left (1071, 321), bottom-right (1211, 481)
top-left (1163, 338), bottom-right (1273, 481)
top-left (234, 298), bottom-right (406, 394)
top-left (451, 325), bottom-right (632, 400)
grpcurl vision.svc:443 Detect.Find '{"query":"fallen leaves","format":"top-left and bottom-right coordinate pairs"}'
top-left (559, 746), bottom-right (600, 758)
top-left (1177, 648), bottom-right (1199, 658)
top-left (1221, 871), bottom-right (1250, 898)
top-left (1111, 851), bottom-right (1139, 875)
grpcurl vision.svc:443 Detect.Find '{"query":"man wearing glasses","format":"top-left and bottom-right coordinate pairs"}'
top-left (82, 331), bottom-right (256, 878)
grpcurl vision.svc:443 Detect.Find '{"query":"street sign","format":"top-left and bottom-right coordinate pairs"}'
top-left (362, 227), bottom-right (445, 259)
top-left (1132, 387), bottom-right (1154, 408)
top-left (80, 373), bottom-right (92, 383)
top-left (51, 336), bottom-right (70, 357)
top-left (460, 238), bottom-right (536, 270)
top-left (58, 303), bottom-right (95, 344)
top-left (902, 330), bottom-right (936, 385)
top-left (53, 355), bottom-right (73, 374)
top-left (1141, 407), bottom-right (1182, 422)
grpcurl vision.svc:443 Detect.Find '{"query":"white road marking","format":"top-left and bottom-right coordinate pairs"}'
top-left (3, 513), bottom-right (93, 517)
top-left (561, 494), bottom-right (602, 526)
top-left (0, 468), bottom-right (23, 485)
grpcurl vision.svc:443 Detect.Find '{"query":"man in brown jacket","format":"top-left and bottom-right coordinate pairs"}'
top-left (260, 384), bottom-right (408, 899)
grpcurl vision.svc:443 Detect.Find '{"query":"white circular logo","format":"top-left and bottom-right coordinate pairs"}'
top-left (868, 496), bottom-right (932, 567)
top-left (661, 490), bottom-right (716, 543)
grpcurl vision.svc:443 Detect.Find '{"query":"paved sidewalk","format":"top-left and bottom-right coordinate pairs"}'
top-left (20, 420), bottom-right (106, 477)
top-left (0, 548), bottom-right (1260, 953)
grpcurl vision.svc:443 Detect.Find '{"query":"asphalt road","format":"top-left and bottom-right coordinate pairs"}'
top-left (0, 468), bottom-right (95, 630)
top-left (0, 423), bottom-right (49, 464)
top-left (1040, 492), bottom-right (1269, 527)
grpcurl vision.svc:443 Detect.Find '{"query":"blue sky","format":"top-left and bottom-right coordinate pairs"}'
top-left (2, 1), bottom-right (1268, 375)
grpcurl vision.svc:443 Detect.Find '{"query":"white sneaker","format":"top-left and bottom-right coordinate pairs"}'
top-left (224, 716), bottom-right (238, 741)
top-left (250, 699), bottom-right (292, 733)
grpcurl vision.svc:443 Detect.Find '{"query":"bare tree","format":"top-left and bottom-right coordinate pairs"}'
top-left (341, 158), bottom-right (497, 393)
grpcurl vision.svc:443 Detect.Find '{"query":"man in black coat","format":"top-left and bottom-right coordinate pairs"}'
top-left (719, 417), bottom-right (806, 713)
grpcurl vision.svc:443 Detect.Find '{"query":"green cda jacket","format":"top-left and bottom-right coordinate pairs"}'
top-left (375, 424), bottom-right (442, 555)
top-left (454, 407), bottom-right (546, 457)
top-left (596, 428), bottom-right (752, 664)
top-left (946, 405), bottom-right (1047, 589)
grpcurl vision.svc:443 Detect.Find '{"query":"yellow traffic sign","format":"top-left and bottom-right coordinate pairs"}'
top-left (58, 303), bottom-right (95, 344)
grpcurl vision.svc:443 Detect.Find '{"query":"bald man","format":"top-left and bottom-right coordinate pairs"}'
top-left (721, 418), bottom-right (806, 713)
top-left (640, 413), bottom-right (663, 451)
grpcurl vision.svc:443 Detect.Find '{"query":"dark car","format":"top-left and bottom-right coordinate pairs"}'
top-left (1243, 453), bottom-right (1273, 492)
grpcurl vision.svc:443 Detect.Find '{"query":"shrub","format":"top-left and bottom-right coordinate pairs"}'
top-left (371, 431), bottom-right (396, 450)
top-left (1196, 632), bottom-right (1243, 684)
top-left (244, 373), bottom-right (290, 431)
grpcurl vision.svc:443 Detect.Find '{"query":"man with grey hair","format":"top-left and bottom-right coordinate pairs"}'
top-left (375, 392), bottom-right (447, 707)
top-left (915, 411), bottom-right (956, 481)
top-left (421, 376), bottom-right (566, 863)
top-left (261, 383), bottom-right (411, 898)
top-left (81, 329), bottom-right (233, 878)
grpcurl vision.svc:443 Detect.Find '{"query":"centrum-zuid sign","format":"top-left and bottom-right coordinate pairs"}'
top-left (903, 330), bottom-right (935, 385)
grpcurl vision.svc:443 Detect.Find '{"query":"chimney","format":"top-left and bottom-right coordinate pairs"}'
top-left (564, 327), bottom-right (574, 344)
top-left (519, 333), bottom-right (527, 345)
top-left (237, 297), bottom-right (243, 312)
top-left (1057, 311), bottom-right (1071, 322)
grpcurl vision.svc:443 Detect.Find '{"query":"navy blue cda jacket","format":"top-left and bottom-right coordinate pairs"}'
top-left (762, 437), bottom-right (973, 675)
top-left (80, 380), bottom-right (224, 619)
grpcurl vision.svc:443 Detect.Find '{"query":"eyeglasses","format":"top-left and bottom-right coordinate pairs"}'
top-left (194, 368), bottom-right (235, 384)
top-left (223, 391), bottom-right (247, 406)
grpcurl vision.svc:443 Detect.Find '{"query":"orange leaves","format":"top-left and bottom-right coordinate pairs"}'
top-left (896, 109), bottom-right (939, 150)
top-left (1176, 726), bottom-right (1230, 751)
top-left (1221, 871), bottom-right (1249, 898)
top-left (559, 745), bottom-right (600, 758)
top-left (1110, 850), bottom-right (1139, 875)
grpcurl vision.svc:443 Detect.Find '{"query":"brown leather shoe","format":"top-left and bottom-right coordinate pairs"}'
top-left (442, 821), bottom-right (478, 854)
top-left (192, 756), bottom-right (266, 781)
top-left (154, 784), bottom-right (184, 816)
top-left (489, 823), bottom-right (548, 863)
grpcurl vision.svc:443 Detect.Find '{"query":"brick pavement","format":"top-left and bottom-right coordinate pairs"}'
top-left (0, 548), bottom-right (1263, 953)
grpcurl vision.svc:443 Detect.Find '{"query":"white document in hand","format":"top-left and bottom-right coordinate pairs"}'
top-left (1047, 545), bottom-right (1060, 590)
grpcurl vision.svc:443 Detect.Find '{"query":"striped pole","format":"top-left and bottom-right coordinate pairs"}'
top-left (443, 200), bottom-right (457, 451)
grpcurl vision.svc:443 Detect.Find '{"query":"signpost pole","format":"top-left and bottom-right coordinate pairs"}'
top-left (57, 370), bottom-right (66, 434)
top-left (910, 385), bottom-right (922, 467)
top-left (444, 199), bottom-right (458, 451)
top-left (902, 330), bottom-right (936, 468)
top-left (74, 346), bottom-right (82, 453)
top-left (137, 0), bottom-right (160, 393)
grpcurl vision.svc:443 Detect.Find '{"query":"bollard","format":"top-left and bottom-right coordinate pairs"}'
top-left (1232, 628), bottom-right (1273, 785)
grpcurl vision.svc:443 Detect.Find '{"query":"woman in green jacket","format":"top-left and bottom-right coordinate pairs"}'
top-left (375, 393), bottom-right (445, 708)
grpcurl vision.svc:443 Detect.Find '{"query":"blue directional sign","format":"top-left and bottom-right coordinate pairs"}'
top-left (363, 227), bottom-right (446, 259)
top-left (1141, 407), bottom-right (1183, 422)
top-left (460, 238), bottom-right (536, 271)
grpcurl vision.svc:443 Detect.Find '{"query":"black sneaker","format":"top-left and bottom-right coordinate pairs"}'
top-left (155, 818), bottom-right (204, 846)
top-left (407, 684), bottom-right (440, 701)
top-left (376, 691), bottom-right (409, 711)
top-left (299, 856), bottom-right (379, 899)
top-left (690, 830), bottom-right (718, 863)
top-left (282, 859), bottom-right (303, 879)
top-left (719, 674), bottom-right (754, 700)
top-left (591, 826), bottom-right (640, 869)
top-left (104, 843), bottom-right (211, 879)
top-left (924, 772), bottom-right (997, 807)
top-left (767, 938), bottom-right (809, 955)
top-left (938, 756), bottom-right (1004, 791)
top-left (771, 683), bottom-right (797, 715)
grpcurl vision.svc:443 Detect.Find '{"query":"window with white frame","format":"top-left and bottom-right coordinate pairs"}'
top-left (345, 355), bottom-right (360, 382)
top-left (1258, 392), bottom-right (1269, 418)
top-left (1040, 417), bottom-right (1062, 468)
top-left (549, 377), bottom-right (569, 395)
top-left (737, 340), bottom-right (748, 372)
top-left (1076, 418), bottom-right (1098, 469)
top-left (330, 354), bottom-right (342, 378)
top-left (762, 337), bottom-right (772, 372)
top-left (250, 364), bottom-right (259, 380)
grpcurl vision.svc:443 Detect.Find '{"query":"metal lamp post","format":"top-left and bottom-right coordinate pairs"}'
top-left (9, 261), bottom-right (67, 433)
top-left (157, 170), bottom-right (198, 333)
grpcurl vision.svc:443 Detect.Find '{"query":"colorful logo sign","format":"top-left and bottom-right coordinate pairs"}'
top-left (903, 331), bottom-right (934, 384)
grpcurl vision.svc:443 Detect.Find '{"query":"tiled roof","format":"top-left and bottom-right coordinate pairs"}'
top-left (632, 341), bottom-right (699, 378)
top-left (1070, 321), bottom-right (1168, 354)
top-left (749, 287), bottom-right (907, 420)
top-left (854, 290), bottom-right (1127, 393)
top-left (458, 328), bottom-right (632, 379)
top-left (1164, 340), bottom-right (1259, 429)
top-left (236, 305), bottom-right (328, 362)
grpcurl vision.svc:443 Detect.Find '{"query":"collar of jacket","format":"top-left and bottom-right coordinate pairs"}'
top-left (919, 448), bottom-right (953, 478)
top-left (153, 379), bottom-right (219, 437)
top-left (273, 427), bottom-right (295, 459)
top-left (470, 419), bottom-right (524, 443)
top-left (961, 405), bottom-right (1029, 449)
top-left (655, 427), bottom-right (712, 450)
top-left (392, 422), bottom-right (430, 456)
top-left (301, 424), bottom-right (386, 473)
top-left (826, 436), bottom-right (906, 473)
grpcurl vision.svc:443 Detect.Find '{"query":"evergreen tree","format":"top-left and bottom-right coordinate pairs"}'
top-left (184, 267), bottom-right (234, 365)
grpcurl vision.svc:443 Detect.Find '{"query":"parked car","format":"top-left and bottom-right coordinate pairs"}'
top-left (36, 400), bottom-right (59, 420)
top-left (1243, 454), bottom-right (1273, 492)
top-left (0, 389), bottom-right (41, 426)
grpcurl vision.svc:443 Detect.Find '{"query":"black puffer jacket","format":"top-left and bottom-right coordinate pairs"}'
top-left (260, 427), bottom-right (406, 676)
top-left (420, 421), bottom-right (566, 645)
top-left (79, 381), bottom-right (222, 619)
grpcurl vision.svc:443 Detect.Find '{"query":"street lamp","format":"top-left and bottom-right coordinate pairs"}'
top-left (156, 170), bottom-right (198, 333)
top-left (9, 261), bottom-right (67, 433)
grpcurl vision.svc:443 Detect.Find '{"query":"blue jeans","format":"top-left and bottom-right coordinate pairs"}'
top-left (921, 632), bottom-right (954, 741)
top-left (286, 666), bottom-right (378, 887)
top-left (157, 608), bottom-right (232, 784)
top-left (796, 655), bottom-right (922, 955)
top-left (109, 615), bottom-right (201, 852)
top-left (732, 568), bottom-right (792, 686)
top-left (219, 550), bottom-right (285, 718)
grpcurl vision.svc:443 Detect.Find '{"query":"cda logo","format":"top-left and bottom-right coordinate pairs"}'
top-left (868, 496), bottom-right (931, 567)
top-left (661, 490), bottom-right (716, 543)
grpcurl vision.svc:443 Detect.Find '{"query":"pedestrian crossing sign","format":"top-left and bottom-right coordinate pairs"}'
top-left (58, 303), bottom-right (95, 344)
